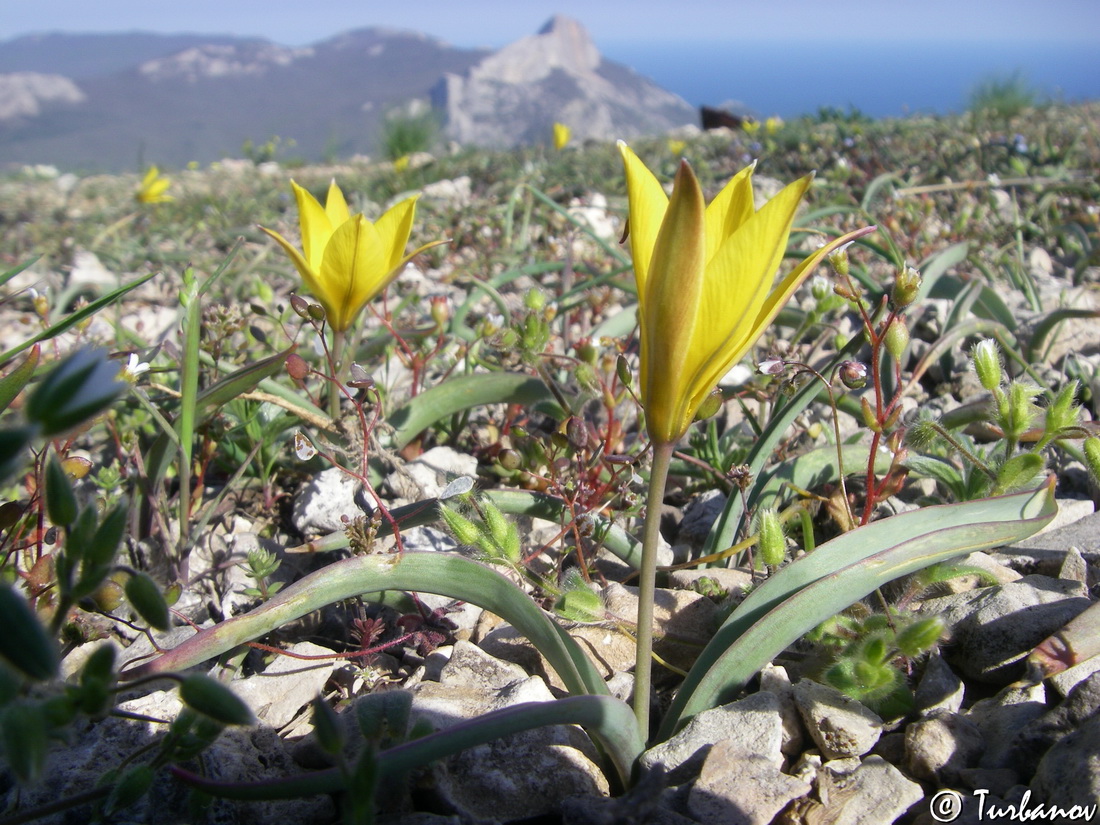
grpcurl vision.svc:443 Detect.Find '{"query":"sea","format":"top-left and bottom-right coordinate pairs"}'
top-left (598, 39), bottom-right (1100, 119)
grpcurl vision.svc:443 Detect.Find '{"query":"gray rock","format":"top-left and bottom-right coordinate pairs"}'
top-left (806, 756), bottom-right (924, 825)
top-left (687, 739), bottom-right (811, 825)
top-left (760, 663), bottom-right (805, 756)
top-left (640, 691), bottom-right (784, 785)
top-left (919, 575), bottom-right (1090, 684)
top-left (231, 641), bottom-right (337, 730)
top-left (994, 510), bottom-right (1100, 574)
top-left (1009, 670), bottom-right (1100, 777)
top-left (291, 466), bottom-right (368, 536)
top-left (793, 679), bottom-right (883, 759)
top-left (411, 644), bottom-right (609, 822)
top-left (600, 583), bottom-right (721, 673)
top-left (966, 681), bottom-right (1047, 770)
top-left (914, 654), bottom-right (965, 716)
top-left (386, 446), bottom-right (477, 500)
top-left (677, 489), bottom-right (727, 547)
top-left (1030, 714), bottom-right (1100, 816)
top-left (904, 709), bottom-right (984, 782)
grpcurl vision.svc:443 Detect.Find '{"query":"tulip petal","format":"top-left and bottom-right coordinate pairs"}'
top-left (685, 174), bottom-right (813, 413)
top-left (319, 216), bottom-right (387, 331)
top-left (704, 162), bottom-right (755, 266)
top-left (618, 142), bottom-right (668, 295)
top-left (259, 226), bottom-right (323, 297)
top-left (324, 180), bottom-right (351, 227)
top-left (641, 161), bottom-right (707, 444)
top-left (375, 196), bottom-right (419, 273)
top-left (291, 181), bottom-right (333, 273)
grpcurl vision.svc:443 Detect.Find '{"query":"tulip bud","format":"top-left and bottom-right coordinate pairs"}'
top-left (972, 339), bottom-right (1003, 392)
top-left (839, 361), bottom-right (868, 390)
top-left (892, 266), bottom-right (922, 308)
top-left (884, 318), bottom-right (910, 361)
top-left (756, 507), bottom-right (786, 567)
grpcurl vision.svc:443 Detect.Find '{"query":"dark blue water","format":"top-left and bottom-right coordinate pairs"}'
top-left (600, 39), bottom-right (1100, 118)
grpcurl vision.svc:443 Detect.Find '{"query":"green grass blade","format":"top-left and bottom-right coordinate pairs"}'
top-left (386, 372), bottom-right (562, 450)
top-left (661, 481), bottom-right (1057, 737)
top-left (0, 345), bottom-right (40, 414)
top-left (0, 271), bottom-right (157, 364)
top-left (120, 552), bottom-right (609, 697)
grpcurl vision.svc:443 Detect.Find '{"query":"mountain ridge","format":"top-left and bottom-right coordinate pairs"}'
top-left (0, 18), bottom-right (695, 172)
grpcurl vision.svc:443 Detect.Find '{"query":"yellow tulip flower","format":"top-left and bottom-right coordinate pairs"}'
top-left (553, 122), bottom-right (571, 150)
top-left (765, 116), bottom-right (784, 135)
top-left (667, 138), bottom-right (687, 157)
top-left (261, 180), bottom-right (437, 332)
top-left (136, 166), bottom-right (173, 204)
top-left (619, 141), bottom-right (873, 444)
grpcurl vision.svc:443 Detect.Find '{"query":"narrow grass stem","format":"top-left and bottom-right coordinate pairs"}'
top-left (633, 439), bottom-right (675, 741)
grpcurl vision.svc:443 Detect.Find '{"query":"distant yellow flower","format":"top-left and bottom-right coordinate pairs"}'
top-left (260, 180), bottom-right (439, 332)
top-left (136, 166), bottom-right (173, 203)
top-left (765, 116), bottom-right (784, 135)
top-left (742, 120), bottom-right (761, 136)
top-left (667, 139), bottom-right (687, 156)
top-left (394, 154), bottom-right (411, 173)
top-left (618, 142), bottom-right (872, 444)
top-left (553, 122), bottom-right (571, 150)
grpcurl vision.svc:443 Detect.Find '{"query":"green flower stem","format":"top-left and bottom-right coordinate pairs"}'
top-left (328, 328), bottom-right (347, 421)
top-left (633, 439), bottom-right (675, 740)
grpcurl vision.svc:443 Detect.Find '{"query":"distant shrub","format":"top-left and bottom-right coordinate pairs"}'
top-left (968, 71), bottom-right (1039, 120)
top-left (380, 106), bottom-right (441, 161)
top-left (811, 104), bottom-right (873, 125)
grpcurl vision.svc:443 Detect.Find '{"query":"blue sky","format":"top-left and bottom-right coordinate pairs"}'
top-left (4, 0), bottom-right (1100, 47)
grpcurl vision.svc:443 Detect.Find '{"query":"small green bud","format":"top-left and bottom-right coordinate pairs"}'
top-left (1044, 380), bottom-right (1080, 437)
top-left (180, 675), bottom-right (255, 726)
top-left (896, 616), bottom-right (945, 657)
top-left (45, 452), bottom-right (78, 528)
top-left (574, 362), bottom-right (599, 393)
top-left (972, 338), bottom-right (1003, 392)
top-left (838, 361), bottom-right (868, 390)
top-left (861, 635), bottom-right (890, 665)
top-left (1001, 381), bottom-right (1041, 442)
top-left (827, 246), bottom-right (851, 278)
top-left (498, 449), bottom-right (522, 471)
top-left (883, 318), bottom-right (910, 362)
top-left (575, 339), bottom-right (598, 364)
top-left (105, 765), bottom-right (156, 815)
top-left (307, 303), bottom-right (326, 322)
top-left (555, 584), bottom-right (604, 623)
top-left (0, 584), bottom-right (59, 681)
top-left (833, 332), bottom-right (851, 351)
top-left (311, 695), bottom-right (345, 755)
top-left (892, 266), bottom-right (922, 308)
top-left (616, 354), bottom-right (633, 388)
top-left (440, 505), bottom-right (482, 547)
top-left (992, 452), bottom-right (1045, 495)
top-left (524, 288), bottom-right (546, 311)
top-left (1084, 436), bottom-right (1100, 483)
top-left (860, 396), bottom-right (880, 432)
top-left (482, 501), bottom-right (521, 563)
top-left (125, 572), bottom-right (171, 631)
top-left (756, 507), bottom-right (786, 567)
top-left (694, 388), bottom-right (724, 421)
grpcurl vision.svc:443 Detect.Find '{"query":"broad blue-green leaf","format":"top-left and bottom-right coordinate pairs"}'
top-left (661, 482), bottom-right (1056, 737)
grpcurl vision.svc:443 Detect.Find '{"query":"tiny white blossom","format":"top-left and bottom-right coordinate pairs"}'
top-left (119, 353), bottom-right (150, 384)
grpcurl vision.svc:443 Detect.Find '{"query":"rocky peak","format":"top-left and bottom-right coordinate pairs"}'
top-left (470, 14), bottom-right (600, 85)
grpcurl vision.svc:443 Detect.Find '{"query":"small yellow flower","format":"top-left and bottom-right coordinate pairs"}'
top-left (553, 122), bottom-right (571, 150)
top-left (765, 116), bottom-right (784, 135)
top-left (260, 180), bottom-right (440, 332)
top-left (742, 120), bottom-right (761, 136)
top-left (618, 142), bottom-right (873, 444)
top-left (394, 154), bottom-right (411, 173)
top-left (667, 139), bottom-right (687, 157)
top-left (136, 166), bottom-right (173, 203)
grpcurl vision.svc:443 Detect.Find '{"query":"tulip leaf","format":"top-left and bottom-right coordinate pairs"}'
top-left (172, 694), bottom-right (642, 797)
top-left (661, 481), bottom-right (1057, 738)
top-left (386, 372), bottom-right (562, 450)
top-left (120, 552), bottom-right (610, 699)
